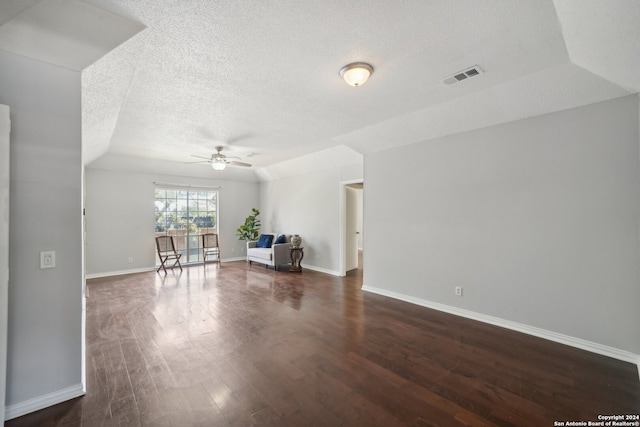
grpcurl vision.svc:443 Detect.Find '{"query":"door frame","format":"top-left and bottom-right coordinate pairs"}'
top-left (1, 104), bottom-right (11, 422)
top-left (339, 179), bottom-right (363, 277)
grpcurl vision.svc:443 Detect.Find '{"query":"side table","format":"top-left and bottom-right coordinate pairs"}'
top-left (289, 246), bottom-right (304, 272)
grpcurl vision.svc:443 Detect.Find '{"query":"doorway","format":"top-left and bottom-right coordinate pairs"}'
top-left (340, 180), bottom-right (363, 277)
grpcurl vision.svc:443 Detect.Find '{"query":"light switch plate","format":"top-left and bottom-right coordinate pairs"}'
top-left (40, 251), bottom-right (56, 269)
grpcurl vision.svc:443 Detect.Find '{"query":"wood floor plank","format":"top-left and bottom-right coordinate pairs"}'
top-left (6, 261), bottom-right (639, 426)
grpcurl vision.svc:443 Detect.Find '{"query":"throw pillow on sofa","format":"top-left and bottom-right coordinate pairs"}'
top-left (256, 234), bottom-right (274, 248)
top-left (274, 234), bottom-right (287, 244)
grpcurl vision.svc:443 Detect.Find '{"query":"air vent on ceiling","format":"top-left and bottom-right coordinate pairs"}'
top-left (443, 65), bottom-right (483, 85)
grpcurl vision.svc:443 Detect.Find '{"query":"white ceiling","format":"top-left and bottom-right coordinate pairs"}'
top-left (0, 0), bottom-right (638, 180)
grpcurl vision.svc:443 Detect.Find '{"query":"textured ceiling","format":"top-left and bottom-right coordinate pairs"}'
top-left (0, 0), bottom-right (638, 180)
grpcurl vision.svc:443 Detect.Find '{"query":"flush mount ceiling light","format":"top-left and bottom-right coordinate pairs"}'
top-left (339, 62), bottom-right (373, 87)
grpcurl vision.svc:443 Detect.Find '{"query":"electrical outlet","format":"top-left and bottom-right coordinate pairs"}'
top-left (455, 286), bottom-right (463, 297)
top-left (40, 251), bottom-right (56, 269)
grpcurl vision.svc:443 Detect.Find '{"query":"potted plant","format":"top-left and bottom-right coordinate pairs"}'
top-left (236, 208), bottom-right (261, 241)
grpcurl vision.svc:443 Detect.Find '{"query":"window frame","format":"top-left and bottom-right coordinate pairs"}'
top-left (154, 185), bottom-right (219, 265)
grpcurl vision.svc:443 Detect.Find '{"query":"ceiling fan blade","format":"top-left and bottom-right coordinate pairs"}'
top-left (191, 154), bottom-right (212, 160)
top-left (228, 161), bottom-right (252, 168)
top-left (185, 160), bottom-right (211, 164)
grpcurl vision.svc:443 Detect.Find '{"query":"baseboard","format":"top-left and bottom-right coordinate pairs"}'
top-left (5, 383), bottom-right (85, 421)
top-left (362, 285), bottom-right (640, 375)
top-left (301, 264), bottom-right (341, 276)
top-left (244, 260), bottom-right (341, 276)
top-left (221, 256), bottom-right (246, 263)
top-left (85, 259), bottom-right (340, 280)
top-left (86, 258), bottom-right (250, 279)
top-left (86, 267), bottom-right (156, 279)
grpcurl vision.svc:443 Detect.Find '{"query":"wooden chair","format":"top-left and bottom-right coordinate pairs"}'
top-left (155, 235), bottom-right (182, 273)
top-left (202, 233), bottom-right (220, 265)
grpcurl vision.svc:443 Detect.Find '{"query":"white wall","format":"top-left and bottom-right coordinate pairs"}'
top-left (260, 163), bottom-right (363, 275)
top-left (364, 94), bottom-right (640, 357)
top-left (0, 51), bottom-right (84, 416)
top-left (85, 169), bottom-right (156, 274)
top-left (85, 167), bottom-right (260, 276)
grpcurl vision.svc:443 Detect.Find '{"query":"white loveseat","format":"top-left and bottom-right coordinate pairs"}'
top-left (246, 233), bottom-right (292, 271)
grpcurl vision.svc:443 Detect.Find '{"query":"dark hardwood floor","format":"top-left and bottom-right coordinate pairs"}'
top-left (7, 260), bottom-right (639, 426)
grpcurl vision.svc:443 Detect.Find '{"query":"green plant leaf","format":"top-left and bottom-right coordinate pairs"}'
top-left (236, 208), bottom-right (261, 240)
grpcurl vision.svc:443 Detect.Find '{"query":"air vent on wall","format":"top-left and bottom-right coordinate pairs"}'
top-left (443, 65), bottom-right (483, 85)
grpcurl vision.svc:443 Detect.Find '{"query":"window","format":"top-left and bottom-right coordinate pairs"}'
top-left (154, 186), bottom-right (218, 264)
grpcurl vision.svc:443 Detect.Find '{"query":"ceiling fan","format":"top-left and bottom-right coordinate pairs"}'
top-left (190, 146), bottom-right (252, 171)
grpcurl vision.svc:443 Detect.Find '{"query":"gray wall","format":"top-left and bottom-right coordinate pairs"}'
top-left (260, 163), bottom-right (363, 275)
top-left (364, 95), bottom-right (640, 355)
top-left (0, 51), bottom-right (84, 410)
top-left (85, 167), bottom-right (260, 275)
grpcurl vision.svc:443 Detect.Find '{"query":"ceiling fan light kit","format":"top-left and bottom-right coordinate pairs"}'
top-left (190, 145), bottom-right (252, 171)
top-left (211, 158), bottom-right (226, 170)
top-left (339, 62), bottom-right (373, 87)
